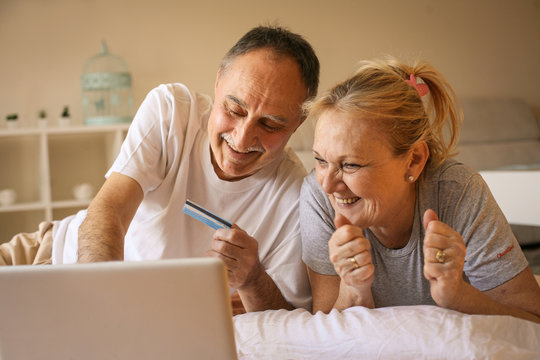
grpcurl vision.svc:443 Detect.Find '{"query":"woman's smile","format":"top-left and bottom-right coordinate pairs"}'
top-left (334, 196), bottom-right (360, 205)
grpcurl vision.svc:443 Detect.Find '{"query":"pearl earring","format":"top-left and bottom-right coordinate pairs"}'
top-left (408, 175), bottom-right (414, 182)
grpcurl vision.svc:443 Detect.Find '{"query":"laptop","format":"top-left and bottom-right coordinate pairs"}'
top-left (0, 257), bottom-right (238, 360)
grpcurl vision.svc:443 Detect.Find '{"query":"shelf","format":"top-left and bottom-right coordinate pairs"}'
top-left (0, 200), bottom-right (92, 213)
top-left (52, 199), bottom-right (92, 209)
top-left (0, 202), bottom-right (46, 213)
top-left (0, 123), bottom-right (130, 137)
top-left (0, 123), bottom-right (129, 243)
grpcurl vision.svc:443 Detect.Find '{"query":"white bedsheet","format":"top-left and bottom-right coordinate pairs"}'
top-left (233, 305), bottom-right (540, 359)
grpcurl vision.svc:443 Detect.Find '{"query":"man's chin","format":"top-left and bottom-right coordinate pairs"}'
top-left (217, 162), bottom-right (259, 181)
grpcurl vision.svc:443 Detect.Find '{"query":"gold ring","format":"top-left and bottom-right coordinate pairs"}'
top-left (348, 256), bottom-right (360, 269)
top-left (435, 249), bottom-right (446, 263)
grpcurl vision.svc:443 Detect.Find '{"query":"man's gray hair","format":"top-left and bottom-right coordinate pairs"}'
top-left (219, 25), bottom-right (320, 100)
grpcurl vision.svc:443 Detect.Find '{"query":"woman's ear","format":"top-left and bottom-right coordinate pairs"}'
top-left (407, 141), bottom-right (429, 181)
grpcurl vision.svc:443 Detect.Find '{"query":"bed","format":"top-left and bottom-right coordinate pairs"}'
top-left (233, 304), bottom-right (540, 359)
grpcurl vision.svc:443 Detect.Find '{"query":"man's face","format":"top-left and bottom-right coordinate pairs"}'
top-left (208, 48), bottom-right (308, 181)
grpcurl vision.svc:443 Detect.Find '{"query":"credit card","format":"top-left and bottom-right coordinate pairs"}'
top-left (182, 200), bottom-right (232, 230)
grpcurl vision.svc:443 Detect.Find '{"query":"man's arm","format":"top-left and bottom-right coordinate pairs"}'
top-left (237, 265), bottom-right (294, 312)
top-left (78, 172), bottom-right (143, 263)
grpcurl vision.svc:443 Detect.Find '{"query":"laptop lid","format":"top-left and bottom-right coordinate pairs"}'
top-left (0, 257), bottom-right (238, 360)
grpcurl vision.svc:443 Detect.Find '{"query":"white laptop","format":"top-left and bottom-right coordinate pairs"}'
top-left (0, 257), bottom-right (238, 360)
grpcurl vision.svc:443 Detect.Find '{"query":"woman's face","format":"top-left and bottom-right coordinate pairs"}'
top-left (313, 109), bottom-right (414, 229)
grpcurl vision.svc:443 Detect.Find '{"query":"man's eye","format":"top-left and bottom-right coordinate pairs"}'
top-left (228, 109), bottom-right (243, 116)
top-left (224, 104), bottom-right (244, 117)
top-left (261, 122), bottom-right (282, 132)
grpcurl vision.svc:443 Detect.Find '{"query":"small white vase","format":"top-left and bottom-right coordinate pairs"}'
top-left (58, 117), bottom-right (70, 127)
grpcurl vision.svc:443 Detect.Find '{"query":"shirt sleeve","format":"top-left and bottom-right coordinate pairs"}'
top-left (300, 171), bottom-right (337, 275)
top-left (107, 84), bottom-right (188, 193)
top-left (439, 169), bottom-right (529, 291)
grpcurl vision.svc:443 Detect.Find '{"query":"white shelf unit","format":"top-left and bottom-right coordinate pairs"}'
top-left (0, 124), bottom-right (129, 242)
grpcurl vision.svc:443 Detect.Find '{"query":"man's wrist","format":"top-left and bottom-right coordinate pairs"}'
top-left (237, 261), bottom-right (266, 292)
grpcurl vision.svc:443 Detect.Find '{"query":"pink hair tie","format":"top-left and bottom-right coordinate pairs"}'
top-left (405, 74), bottom-right (429, 97)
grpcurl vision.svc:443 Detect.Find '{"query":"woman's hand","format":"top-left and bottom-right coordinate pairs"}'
top-left (329, 213), bottom-right (375, 308)
top-left (423, 209), bottom-right (467, 308)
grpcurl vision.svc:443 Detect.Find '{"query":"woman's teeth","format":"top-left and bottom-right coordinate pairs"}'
top-left (335, 197), bottom-right (360, 204)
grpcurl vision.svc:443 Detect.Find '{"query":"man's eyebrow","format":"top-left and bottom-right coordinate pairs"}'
top-left (225, 95), bottom-right (246, 108)
top-left (225, 95), bottom-right (288, 124)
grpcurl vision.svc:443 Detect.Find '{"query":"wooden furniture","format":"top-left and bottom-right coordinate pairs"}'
top-left (0, 124), bottom-right (129, 241)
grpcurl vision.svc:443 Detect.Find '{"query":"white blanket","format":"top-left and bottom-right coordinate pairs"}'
top-left (233, 305), bottom-right (540, 359)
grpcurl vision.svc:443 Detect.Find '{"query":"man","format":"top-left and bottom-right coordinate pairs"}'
top-left (1, 26), bottom-right (319, 313)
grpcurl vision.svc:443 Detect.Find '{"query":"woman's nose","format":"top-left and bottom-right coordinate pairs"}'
top-left (318, 166), bottom-right (343, 194)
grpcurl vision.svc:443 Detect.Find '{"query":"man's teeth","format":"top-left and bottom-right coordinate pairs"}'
top-left (335, 197), bottom-right (360, 204)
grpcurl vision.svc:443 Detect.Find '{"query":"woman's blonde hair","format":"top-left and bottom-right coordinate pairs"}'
top-left (304, 57), bottom-right (462, 169)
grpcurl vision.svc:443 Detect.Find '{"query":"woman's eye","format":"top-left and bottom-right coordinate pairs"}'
top-left (314, 157), bottom-right (327, 166)
top-left (342, 163), bottom-right (361, 172)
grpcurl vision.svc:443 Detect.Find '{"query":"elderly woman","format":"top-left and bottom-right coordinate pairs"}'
top-left (300, 58), bottom-right (540, 323)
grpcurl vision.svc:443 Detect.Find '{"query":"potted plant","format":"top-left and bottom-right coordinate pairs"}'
top-left (58, 106), bottom-right (70, 127)
top-left (38, 109), bottom-right (48, 128)
top-left (5, 113), bottom-right (18, 129)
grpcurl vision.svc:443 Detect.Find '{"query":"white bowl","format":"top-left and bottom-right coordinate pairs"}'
top-left (0, 189), bottom-right (17, 206)
top-left (73, 183), bottom-right (93, 201)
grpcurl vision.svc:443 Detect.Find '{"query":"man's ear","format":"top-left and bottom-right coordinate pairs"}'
top-left (407, 141), bottom-right (429, 180)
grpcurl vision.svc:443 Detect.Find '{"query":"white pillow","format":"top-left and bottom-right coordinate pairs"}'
top-left (233, 305), bottom-right (540, 360)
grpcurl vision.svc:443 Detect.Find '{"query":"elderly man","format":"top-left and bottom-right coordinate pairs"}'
top-left (1, 26), bottom-right (319, 313)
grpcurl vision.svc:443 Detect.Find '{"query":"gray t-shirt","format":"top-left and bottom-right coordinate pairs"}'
top-left (300, 159), bottom-right (529, 307)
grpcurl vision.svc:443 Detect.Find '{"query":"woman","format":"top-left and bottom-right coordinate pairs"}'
top-left (300, 58), bottom-right (540, 323)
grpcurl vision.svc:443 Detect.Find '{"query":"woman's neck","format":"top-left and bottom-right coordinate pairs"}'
top-left (369, 185), bottom-right (417, 249)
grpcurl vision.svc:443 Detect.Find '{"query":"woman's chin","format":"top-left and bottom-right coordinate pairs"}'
top-left (338, 211), bottom-right (372, 229)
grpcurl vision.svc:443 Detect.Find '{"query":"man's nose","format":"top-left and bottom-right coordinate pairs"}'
top-left (233, 120), bottom-right (258, 152)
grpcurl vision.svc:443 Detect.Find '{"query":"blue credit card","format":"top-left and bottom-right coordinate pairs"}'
top-left (182, 200), bottom-right (232, 230)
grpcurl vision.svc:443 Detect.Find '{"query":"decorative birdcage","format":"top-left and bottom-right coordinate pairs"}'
top-left (81, 41), bottom-right (134, 125)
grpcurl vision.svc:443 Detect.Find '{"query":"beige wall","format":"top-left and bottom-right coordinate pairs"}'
top-left (1, 0), bottom-right (539, 127)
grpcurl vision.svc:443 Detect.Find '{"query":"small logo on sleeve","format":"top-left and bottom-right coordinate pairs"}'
top-left (496, 245), bottom-right (514, 259)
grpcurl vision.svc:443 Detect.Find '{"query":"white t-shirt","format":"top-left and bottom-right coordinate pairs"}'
top-left (52, 83), bottom-right (311, 309)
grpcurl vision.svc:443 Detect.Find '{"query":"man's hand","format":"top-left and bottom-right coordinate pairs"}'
top-left (208, 224), bottom-right (263, 289)
top-left (208, 224), bottom-right (292, 312)
top-left (423, 209), bottom-right (467, 308)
